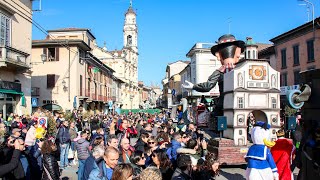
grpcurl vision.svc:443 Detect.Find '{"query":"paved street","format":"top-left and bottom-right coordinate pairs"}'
top-left (60, 162), bottom-right (300, 180)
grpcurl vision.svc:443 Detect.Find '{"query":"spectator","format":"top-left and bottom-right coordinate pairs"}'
top-left (167, 132), bottom-right (182, 164)
top-left (134, 132), bottom-right (149, 153)
top-left (117, 119), bottom-right (137, 139)
top-left (0, 138), bottom-right (24, 178)
top-left (111, 163), bottom-right (133, 180)
top-left (58, 120), bottom-right (71, 169)
top-left (135, 120), bottom-right (144, 137)
top-left (107, 134), bottom-right (119, 149)
top-left (198, 152), bottom-right (220, 180)
top-left (140, 166), bottom-right (162, 180)
top-left (171, 155), bottom-right (192, 180)
top-left (150, 148), bottom-right (174, 180)
top-left (11, 128), bottom-right (21, 138)
top-left (41, 139), bottom-right (61, 180)
top-left (130, 150), bottom-right (146, 178)
top-left (75, 131), bottom-right (90, 179)
top-left (89, 146), bottom-right (119, 180)
top-left (25, 121), bottom-right (37, 148)
top-left (83, 145), bottom-right (105, 180)
top-left (119, 138), bottom-right (133, 163)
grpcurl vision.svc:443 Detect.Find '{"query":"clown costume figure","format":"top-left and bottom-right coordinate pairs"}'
top-left (245, 121), bottom-right (279, 180)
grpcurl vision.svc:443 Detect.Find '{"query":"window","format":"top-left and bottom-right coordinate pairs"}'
top-left (307, 39), bottom-right (314, 62)
top-left (47, 74), bottom-right (56, 88)
top-left (43, 48), bottom-right (59, 61)
top-left (80, 75), bottom-right (83, 96)
top-left (238, 97), bottom-right (244, 108)
top-left (281, 49), bottom-right (287, 68)
top-left (0, 13), bottom-right (10, 46)
top-left (253, 50), bottom-right (256, 59)
top-left (293, 45), bottom-right (299, 65)
top-left (280, 73), bottom-right (287, 86)
top-left (294, 70), bottom-right (301, 85)
top-left (271, 98), bottom-right (277, 109)
top-left (248, 51), bottom-right (251, 59)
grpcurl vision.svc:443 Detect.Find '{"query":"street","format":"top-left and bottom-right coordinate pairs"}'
top-left (60, 162), bottom-right (299, 180)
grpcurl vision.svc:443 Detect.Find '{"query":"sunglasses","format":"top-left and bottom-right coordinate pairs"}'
top-left (148, 142), bottom-right (155, 144)
top-left (151, 154), bottom-right (156, 157)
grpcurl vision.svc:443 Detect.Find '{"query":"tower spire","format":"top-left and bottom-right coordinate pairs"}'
top-left (130, 0), bottom-right (132, 7)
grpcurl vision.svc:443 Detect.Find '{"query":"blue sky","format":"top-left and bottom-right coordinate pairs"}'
top-left (32, 0), bottom-right (320, 87)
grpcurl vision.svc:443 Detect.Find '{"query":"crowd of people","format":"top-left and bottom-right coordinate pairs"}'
top-left (0, 110), bottom-right (220, 180)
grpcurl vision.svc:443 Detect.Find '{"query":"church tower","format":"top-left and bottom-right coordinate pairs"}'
top-left (123, 0), bottom-right (138, 85)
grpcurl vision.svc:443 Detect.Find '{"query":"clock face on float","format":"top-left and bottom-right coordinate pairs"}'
top-left (249, 65), bottom-right (266, 80)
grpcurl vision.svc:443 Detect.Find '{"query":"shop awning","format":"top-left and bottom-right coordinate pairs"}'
top-left (42, 104), bottom-right (63, 111)
top-left (0, 89), bottom-right (24, 95)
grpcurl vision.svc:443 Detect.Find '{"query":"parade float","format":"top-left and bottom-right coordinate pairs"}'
top-left (208, 57), bottom-right (282, 165)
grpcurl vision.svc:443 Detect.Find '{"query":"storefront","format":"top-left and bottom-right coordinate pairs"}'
top-left (0, 81), bottom-right (25, 120)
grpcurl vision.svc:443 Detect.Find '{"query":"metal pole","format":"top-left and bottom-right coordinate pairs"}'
top-left (68, 42), bottom-right (71, 102)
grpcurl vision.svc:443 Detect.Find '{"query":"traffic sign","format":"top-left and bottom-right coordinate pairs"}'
top-left (31, 98), bottom-right (38, 107)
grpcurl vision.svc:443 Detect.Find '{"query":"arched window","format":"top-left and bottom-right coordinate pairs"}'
top-left (253, 50), bottom-right (256, 59)
top-left (127, 35), bottom-right (132, 46)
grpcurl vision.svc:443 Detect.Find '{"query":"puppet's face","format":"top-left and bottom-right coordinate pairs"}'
top-left (216, 47), bottom-right (242, 67)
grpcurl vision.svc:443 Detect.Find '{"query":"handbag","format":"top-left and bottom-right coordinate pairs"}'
top-left (68, 148), bottom-right (74, 159)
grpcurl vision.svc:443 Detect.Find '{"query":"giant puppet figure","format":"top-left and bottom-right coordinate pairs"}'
top-left (182, 34), bottom-right (245, 116)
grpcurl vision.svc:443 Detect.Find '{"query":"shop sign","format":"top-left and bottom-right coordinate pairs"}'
top-left (0, 81), bottom-right (21, 91)
top-left (280, 85), bottom-right (300, 95)
top-left (43, 100), bottom-right (58, 104)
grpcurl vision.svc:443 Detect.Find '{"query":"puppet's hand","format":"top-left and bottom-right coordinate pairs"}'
top-left (181, 80), bottom-right (194, 90)
top-left (273, 172), bottom-right (279, 180)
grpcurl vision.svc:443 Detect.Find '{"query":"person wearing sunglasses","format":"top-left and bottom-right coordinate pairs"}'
top-left (149, 149), bottom-right (174, 180)
top-left (130, 150), bottom-right (146, 178)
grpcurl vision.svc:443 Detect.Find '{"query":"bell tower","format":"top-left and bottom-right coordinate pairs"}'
top-left (123, 0), bottom-right (138, 53)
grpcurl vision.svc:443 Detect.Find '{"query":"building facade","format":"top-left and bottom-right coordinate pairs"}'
top-left (162, 60), bottom-right (189, 108)
top-left (270, 18), bottom-right (320, 90)
top-left (92, 3), bottom-right (139, 110)
top-left (31, 28), bottom-right (119, 114)
top-left (0, 0), bottom-right (33, 119)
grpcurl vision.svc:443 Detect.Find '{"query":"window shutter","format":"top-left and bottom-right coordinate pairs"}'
top-left (55, 47), bottom-right (59, 61)
top-left (47, 74), bottom-right (55, 88)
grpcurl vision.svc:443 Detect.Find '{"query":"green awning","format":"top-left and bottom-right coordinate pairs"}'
top-left (205, 98), bottom-right (213, 103)
top-left (42, 104), bottom-right (63, 111)
top-left (0, 89), bottom-right (24, 95)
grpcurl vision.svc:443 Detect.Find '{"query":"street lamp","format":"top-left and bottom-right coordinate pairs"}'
top-left (62, 80), bottom-right (67, 91)
top-left (298, 0), bottom-right (314, 31)
top-left (40, 54), bottom-right (46, 63)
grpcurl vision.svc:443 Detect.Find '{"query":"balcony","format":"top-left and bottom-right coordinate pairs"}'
top-left (0, 45), bottom-right (30, 70)
top-left (31, 87), bottom-right (40, 96)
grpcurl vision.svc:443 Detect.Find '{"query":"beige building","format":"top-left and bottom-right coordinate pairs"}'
top-left (92, 4), bottom-right (139, 110)
top-left (0, 0), bottom-right (33, 119)
top-left (162, 60), bottom-right (189, 108)
top-left (31, 28), bottom-right (122, 113)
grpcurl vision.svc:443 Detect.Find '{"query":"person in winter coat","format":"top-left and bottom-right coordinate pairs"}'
top-left (149, 149), bottom-right (174, 180)
top-left (130, 150), bottom-right (146, 179)
top-left (58, 120), bottom-right (71, 169)
top-left (134, 133), bottom-right (149, 153)
top-left (41, 139), bottom-right (60, 180)
top-left (171, 155), bottom-right (193, 180)
top-left (75, 131), bottom-right (90, 180)
top-left (0, 136), bottom-right (26, 180)
top-left (0, 138), bottom-right (24, 178)
top-left (197, 152), bottom-right (220, 180)
top-left (167, 132), bottom-right (182, 165)
top-left (82, 145), bottom-right (105, 180)
top-left (25, 121), bottom-right (37, 148)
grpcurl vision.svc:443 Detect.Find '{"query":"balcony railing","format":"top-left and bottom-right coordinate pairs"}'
top-left (31, 87), bottom-right (40, 96)
top-left (0, 45), bottom-right (29, 68)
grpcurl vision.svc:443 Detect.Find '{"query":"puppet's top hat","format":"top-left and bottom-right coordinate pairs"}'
top-left (211, 34), bottom-right (245, 55)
